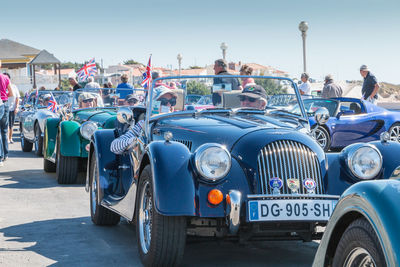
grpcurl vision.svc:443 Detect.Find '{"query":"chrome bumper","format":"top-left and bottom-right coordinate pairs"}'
top-left (226, 190), bottom-right (241, 235)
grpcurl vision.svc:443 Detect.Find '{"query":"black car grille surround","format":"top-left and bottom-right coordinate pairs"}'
top-left (174, 139), bottom-right (193, 151)
top-left (257, 140), bottom-right (324, 195)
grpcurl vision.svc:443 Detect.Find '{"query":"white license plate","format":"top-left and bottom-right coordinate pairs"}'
top-left (248, 199), bottom-right (337, 222)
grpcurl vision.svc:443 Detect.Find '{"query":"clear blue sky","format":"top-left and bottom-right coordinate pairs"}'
top-left (2, 0), bottom-right (400, 83)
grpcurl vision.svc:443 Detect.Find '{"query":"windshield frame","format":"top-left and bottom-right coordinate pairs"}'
top-left (144, 75), bottom-right (306, 140)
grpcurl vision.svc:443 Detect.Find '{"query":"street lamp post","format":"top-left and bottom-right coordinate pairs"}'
top-left (177, 53), bottom-right (183, 76)
top-left (298, 21), bottom-right (309, 73)
top-left (220, 42), bottom-right (228, 60)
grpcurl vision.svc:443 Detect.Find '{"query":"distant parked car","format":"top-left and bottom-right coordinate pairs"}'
top-left (19, 90), bottom-right (73, 156)
top-left (291, 97), bottom-right (400, 151)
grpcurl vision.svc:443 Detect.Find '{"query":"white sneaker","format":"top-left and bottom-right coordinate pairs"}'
top-left (0, 161), bottom-right (4, 167)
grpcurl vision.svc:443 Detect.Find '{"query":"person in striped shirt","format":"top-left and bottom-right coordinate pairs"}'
top-left (110, 86), bottom-right (177, 154)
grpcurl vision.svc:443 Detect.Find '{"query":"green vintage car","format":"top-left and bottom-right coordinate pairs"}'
top-left (43, 88), bottom-right (143, 184)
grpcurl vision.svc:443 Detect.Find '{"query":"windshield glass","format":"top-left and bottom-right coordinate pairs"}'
top-left (35, 91), bottom-right (73, 108)
top-left (148, 76), bottom-right (304, 117)
top-left (72, 88), bottom-right (146, 110)
top-left (290, 99), bottom-right (339, 116)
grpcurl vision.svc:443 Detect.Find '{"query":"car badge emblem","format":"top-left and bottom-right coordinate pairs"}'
top-left (269, 177), bottom-right (283, 195)
top-left (287, 179), bottom-right (300, 194)
top-left (303, 178), bottom-right (316, 194)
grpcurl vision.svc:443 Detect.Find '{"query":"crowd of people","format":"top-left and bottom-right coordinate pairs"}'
top-left (298, 64), bottom-right (379, 104)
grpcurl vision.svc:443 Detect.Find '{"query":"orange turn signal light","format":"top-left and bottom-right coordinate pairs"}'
top-left (208, 189), bottom-right (223, 205)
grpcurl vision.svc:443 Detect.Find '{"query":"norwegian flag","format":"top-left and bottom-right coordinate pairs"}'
top-left (141, 55), bottom-right (152, 89)
top-left (47, 95), bottom-right (59, 113)
top-left (76, 58), bottom-right (97, 82)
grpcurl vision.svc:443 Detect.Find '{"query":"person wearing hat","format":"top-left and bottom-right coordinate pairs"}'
top-left (41, 94), bottom-right (52, 107)
top-left (321, 74), bottom-right (343, 99)
top-left (212, 59), bottom-right (241, 105)
top-left (360, 65), bottom-right (379, 104)
top-left (110, 86), bottom-right (177, 154)
top-left (78, 92), bottom-right (97, 109)
top-left (299, 73), bottom-right (311, 95)
top-left (238, 84), bottom-right (268, 110)
top-left (124, 94), bottom-right (139, 106)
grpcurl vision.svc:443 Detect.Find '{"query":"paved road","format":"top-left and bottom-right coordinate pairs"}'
top-left (0, 128), bottom-right (319, 266)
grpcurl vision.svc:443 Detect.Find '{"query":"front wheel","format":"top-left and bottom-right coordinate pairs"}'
top-left (313, 126), bottom-right (331, 152)
top-left (20, 128), bottom-right (33, 152)
top-left (90, 151), bottom-right (120, 225)
top-left (56, 137), bottom-right (78, 184)
top-left (34, 123), bottom-right (43, 156)
top-left (332, 218), bottom-right (386, 267)
top-left (136, 165), bottom-right (187, 267)
top-left (389, 122), bottom-right (400, 143)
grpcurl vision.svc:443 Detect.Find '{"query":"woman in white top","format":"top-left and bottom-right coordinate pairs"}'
top-left (299, 72), bottom-right (311, 95)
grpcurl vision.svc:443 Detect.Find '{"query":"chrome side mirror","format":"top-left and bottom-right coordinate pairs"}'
top-left (117, 107), bottom-right (133, 125)
top-left (314, 107), bottom-right (329, 125)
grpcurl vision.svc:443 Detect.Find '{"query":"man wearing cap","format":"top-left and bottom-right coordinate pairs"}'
top-left (124, 94), bottom-right (139, 106)
top-left (360, 65), bottom-right (379, 104)
top-left (299, 73), bottom-right (311, 95)
top-left (41, 94), bottom-right (52, 107)
top-left (78, 93), bottom-right (97, 109)
top-left (238, 84), bottom-right (268, 110)
top-left (212, 59), bottom-right (240, 106)
top-left (110, 86), bottom-right (177, 154)
top-left (321, 74), bottom-right (343, 99)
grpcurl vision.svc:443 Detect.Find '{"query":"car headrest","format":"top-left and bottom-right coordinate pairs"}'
top-left (174, 89), bottom-right (184, 111)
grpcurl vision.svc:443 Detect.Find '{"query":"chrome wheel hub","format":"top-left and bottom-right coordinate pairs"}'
top-left (390, 126), bottom-right (400, 142)
top-left (139, 181), bottom-right (152, 254)
top-left (344, 247), bottom-right (376, 267)
top-left (314, 128), bottom-right (327, 149)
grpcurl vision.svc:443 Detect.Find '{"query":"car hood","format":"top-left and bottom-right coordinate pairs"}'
top-left (73, 109), bottom-right (117, 126)
top-left (154, 113), bottom-right (307, 151)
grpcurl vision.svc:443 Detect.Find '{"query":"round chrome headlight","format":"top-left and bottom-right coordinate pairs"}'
top-left (347, 144), bottom-right (382, 180)
top-left (80, 121), bottom-right (98, 140)
top-left (194, 143), bottom-right (231, 181)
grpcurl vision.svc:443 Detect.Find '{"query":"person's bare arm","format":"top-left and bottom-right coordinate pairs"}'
top-left (7, 84), bottom-right (13, 97)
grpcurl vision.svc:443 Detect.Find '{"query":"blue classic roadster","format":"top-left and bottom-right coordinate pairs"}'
top-left (292, 97), bottom-right (400, 151)
top-left (86, 76), bottom-right (400, 266)
top-left (313, 161), bottom-right (400, 266)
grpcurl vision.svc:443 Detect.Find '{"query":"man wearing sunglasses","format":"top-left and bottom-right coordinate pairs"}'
top-left (238, 84), bottom-right (268, 110)
top-left (78, 92), bottom-right (97, 109)
top-left (110, 86), bottom-right (177, 154)
top-left (124, 94), bottom-right (140, 106)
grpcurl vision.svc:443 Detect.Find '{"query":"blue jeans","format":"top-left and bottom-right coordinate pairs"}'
top-left (0, 102), bottom-right (9, 159)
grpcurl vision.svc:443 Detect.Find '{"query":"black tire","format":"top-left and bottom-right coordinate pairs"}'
top-left (20, 132), bottom-right (33, 152)
top-left (34, 123), bottom-right (43, 156)
top-left (332, 218), bottom-right (386, 267)
top-left (43, 126), bottom-right (56, 172)
top-left (136, 165), bottom-right (186, 267)
top-left (389, 122), bottom-right (400, 143)
top-left (90, 151), bottom-right (120, 225)
top-left (56, 136), bottom-right (78, 184)
top-left (313, 126), bottom-right (331, 152)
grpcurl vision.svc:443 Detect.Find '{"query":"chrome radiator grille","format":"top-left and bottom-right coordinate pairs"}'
top-left (257, 140), bottom-right (324, 194)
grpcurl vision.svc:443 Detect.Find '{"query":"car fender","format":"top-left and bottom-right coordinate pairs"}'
top-left (86, 129), bottom-right (116, 194)
top-left (370, 140), bottom-right (400, 178)
top-left (313, 180), bottom-right (400, 267)
top-left (44, 118), bottom-right (61, 159)
top-left (59, 120), bottom-right (81, 156)
top-left (145, 140), bottom-right (196, 216)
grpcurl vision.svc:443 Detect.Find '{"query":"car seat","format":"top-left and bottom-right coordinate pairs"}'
top-left (349, 103), bottom-right (361, 114)
top-left (222, 91), bottom-right (241, 108)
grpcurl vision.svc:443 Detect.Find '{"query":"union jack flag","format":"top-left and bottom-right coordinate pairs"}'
top-left (47, 95), bottom-right (59, 113)
top-left (76, 58), bottom-right (97, 82)
top-left (141, 55), bottom-right (152, 89)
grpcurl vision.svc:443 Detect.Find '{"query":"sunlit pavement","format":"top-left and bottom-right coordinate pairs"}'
top-left (0, 127), bottom-right (319, 266)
